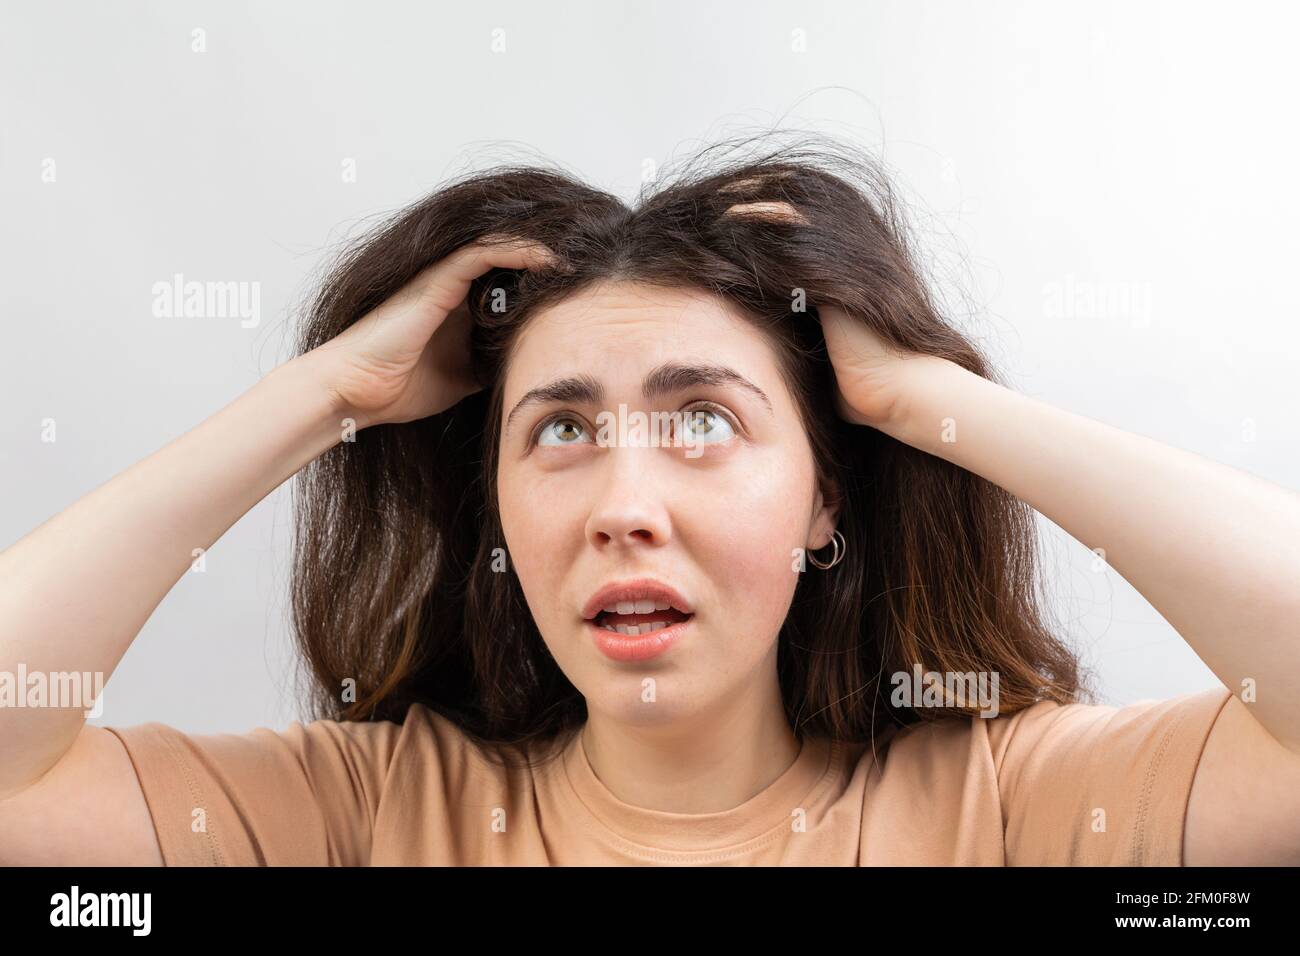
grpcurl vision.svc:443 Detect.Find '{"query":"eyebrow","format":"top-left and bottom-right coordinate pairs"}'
top-left (504, 361), bottom-right (775, 436)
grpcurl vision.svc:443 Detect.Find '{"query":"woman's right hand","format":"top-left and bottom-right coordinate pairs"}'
top-left (307, 235), bottom-right (561, 429)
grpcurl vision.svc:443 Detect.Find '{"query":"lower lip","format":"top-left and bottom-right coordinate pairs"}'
top-left (586, 616), bottom-right (693, 662)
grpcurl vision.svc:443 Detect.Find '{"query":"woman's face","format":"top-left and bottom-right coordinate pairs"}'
top-left (496, 280), bottom-right (838, 727)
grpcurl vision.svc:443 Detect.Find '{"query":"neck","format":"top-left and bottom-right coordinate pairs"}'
top-left (579, 668), bottom-right (800, 814)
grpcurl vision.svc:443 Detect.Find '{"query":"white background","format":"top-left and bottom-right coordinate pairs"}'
top-left (2, 0), bottom-right (1295, 733)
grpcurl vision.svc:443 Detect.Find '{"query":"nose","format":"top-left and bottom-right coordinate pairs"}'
top-left (584, 445), bottom-right (672, 552)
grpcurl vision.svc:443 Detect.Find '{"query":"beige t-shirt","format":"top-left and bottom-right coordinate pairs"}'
top-left (105, 685), bottom-right (1232, 866)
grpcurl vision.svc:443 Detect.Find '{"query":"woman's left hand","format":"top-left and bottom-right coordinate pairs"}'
top-left (817, 304), bottom-right (950, 433)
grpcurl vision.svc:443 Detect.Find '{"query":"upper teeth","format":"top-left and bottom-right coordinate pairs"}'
top-left (604, 599), bottom-right (672, 614)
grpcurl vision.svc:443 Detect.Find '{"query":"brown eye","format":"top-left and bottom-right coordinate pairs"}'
top-left (678, 406), bottom-right (737, 444)
top-left (536, 417), bottom-right (592, 447)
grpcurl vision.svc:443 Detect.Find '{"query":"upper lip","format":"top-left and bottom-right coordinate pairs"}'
top-left (581, 578), bottom-right (694, 621)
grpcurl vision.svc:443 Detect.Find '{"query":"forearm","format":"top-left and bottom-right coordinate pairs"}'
top-left (883, 359), bottom-right (1300, 751)
top-left (0, 350), bottom-right (346, 794)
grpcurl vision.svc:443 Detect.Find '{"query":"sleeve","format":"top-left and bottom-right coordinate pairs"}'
top-left (104, 714), bottom-right (405, 866)
top-left (989, 685), bottom-right (1233, 866)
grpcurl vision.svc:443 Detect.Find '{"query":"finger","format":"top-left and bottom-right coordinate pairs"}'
top-left (451, 235), bottom-right (564, 281)
top-left (405, 237), bottom-right (563, 326)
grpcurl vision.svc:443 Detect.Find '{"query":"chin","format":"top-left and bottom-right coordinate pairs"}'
top-left (581, 675), bottom-right (704, 726)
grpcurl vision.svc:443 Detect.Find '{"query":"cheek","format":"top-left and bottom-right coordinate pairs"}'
top-left (498, 442), bottom-right (813, 647)
top-left (496, 469), bottom-right (576, 625)
top-left (698, 452), bottom-right (812, 634)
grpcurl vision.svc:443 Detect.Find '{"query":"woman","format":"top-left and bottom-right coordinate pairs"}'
top-left (2, 136), bottom-right (1298, 866)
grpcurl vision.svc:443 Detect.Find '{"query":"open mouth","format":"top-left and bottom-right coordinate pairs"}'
top-left (591, 606), bottom-right (693, 636)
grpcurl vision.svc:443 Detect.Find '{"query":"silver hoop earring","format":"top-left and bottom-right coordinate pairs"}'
top-left (808, 529), bottom-right (845, 570)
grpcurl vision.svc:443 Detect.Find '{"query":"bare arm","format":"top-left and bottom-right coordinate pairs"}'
top-left (887, 361), bottom-right (1300, 865)
top-left (0, 236), bottom-right (559, 865)
top-left (819, 303), bottom-right (1300, 865)
top-left (0, 353), bottom-right (344, 799)
top-left (0, 354), bottom-right (347, 865)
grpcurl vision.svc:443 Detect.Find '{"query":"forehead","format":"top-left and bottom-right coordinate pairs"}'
top-left (503, 281), bottom-right (779, 393)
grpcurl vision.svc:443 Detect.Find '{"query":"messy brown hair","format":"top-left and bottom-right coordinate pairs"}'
top-left (289, 132), bottom-right (1086, 764)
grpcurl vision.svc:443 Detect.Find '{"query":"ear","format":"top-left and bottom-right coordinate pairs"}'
top-left (808, 477), bottom-right (842, 549)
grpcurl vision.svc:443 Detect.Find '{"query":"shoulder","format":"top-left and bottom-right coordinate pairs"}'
top-left (871, 685), bottom-right (1233, 773)
top-left (848, 686), bottom-right (1233, 864)
top-left (371, 703), bottom-right (552, 793)
top-left (325, 702), bottom-right (504, 781)
top-left (101, 702), bottom-right (519, 865)
top-left (262, 703), bottom-right (549, 790)
top-left (982, 685), bottom-right (1234, 782)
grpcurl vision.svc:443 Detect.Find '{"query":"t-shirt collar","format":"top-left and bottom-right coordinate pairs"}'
top-left (557, 725), bottom-right (836, 853)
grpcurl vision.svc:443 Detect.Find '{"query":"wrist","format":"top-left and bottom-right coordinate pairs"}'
top-left (279, 347), bottom-right (371, 432)
top-left (876, 356), bottom-right (975, 450)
